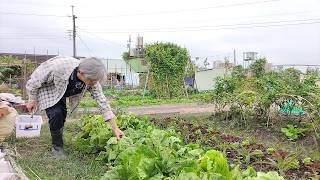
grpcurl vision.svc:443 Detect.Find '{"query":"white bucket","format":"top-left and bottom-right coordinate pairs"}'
top-left (15, 115), bottom-right (43, 138)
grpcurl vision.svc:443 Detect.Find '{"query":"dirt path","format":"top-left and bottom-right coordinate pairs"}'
top-left (77, 103), bottom-right (217, 116)
top-left (37, 103), bottom-right (219, 123)
top-left (127, 103), bottom-right (218, 115)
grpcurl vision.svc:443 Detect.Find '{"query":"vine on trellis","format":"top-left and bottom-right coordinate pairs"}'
top-left (145, 42), bottom-right (190, 99)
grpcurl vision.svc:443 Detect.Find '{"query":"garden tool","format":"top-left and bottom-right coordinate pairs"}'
top-left (24, 108), bottom-right (36, 129)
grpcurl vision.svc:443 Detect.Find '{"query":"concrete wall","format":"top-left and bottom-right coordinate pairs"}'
top-left (195, 68), bottom-right (228, 91)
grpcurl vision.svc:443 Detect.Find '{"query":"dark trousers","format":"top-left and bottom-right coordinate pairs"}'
top-left (45, 97), bottom-right (67, 131)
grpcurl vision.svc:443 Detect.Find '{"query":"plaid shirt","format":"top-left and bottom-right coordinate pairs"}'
top-left (26, 56), bottom-right (115, 121)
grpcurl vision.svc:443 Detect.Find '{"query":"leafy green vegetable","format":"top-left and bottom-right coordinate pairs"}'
top-left (281, 124), bottom-right (308, 140)
top-left (251, 150), bottom-right (264, 158)
top-left (242, 166), bottom-right (257, 178)
top-left (74, 114), bottom-right (285, 180)
top-left (266, 147), bottom-right (275, 155)
top-left (79, 100), bottom-right (97, 107)
top-left (245, 171), bottom-right (284, 180)
top-left (303, 157), bottom-right (312, 165)
top-left (275, 153), bottom-right (300, 172)
top-left (199, 150), bottom-right (231, 178)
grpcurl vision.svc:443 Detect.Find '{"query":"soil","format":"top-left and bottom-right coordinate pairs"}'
top-left (150, 116), bottom-right (320, 180)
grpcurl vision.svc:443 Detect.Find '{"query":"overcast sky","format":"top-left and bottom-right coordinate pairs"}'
top-left (0, 0), bottom-right (319, 66)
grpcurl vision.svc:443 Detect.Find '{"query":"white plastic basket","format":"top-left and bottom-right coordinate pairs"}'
top-left (15, 115), bottom-right (43, 138)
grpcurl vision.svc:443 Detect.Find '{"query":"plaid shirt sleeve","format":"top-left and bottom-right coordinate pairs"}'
top-left (26, 63), bottom-right (54, 101)
top-left (88, 83), bottom-right (115, 121)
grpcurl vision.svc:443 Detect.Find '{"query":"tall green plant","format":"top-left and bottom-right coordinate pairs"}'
top-left (231, 65), bottom-right (245, 80)
top-left (249, 58), bottom-right (267, 78)
top-left (145, 42), bottom-right (189, 98)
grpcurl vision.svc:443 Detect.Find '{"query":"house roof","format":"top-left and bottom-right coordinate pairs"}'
top-left (196, 67), bottom-right (226, 72)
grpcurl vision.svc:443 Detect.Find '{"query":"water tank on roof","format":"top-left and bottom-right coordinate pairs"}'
top-left (243, 52), bottom-right (258, 61)
top-left (136, 36), bottom-right (143, 49)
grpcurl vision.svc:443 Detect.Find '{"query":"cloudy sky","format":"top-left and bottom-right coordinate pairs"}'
top-left (0, 0), bottom-right (319, 66)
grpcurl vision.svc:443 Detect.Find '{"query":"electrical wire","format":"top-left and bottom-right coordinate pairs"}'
top-left (79, 0), bottom-right (280, 19)
top-left (78, 19), bottom-right (320, 34)
top-left (77, 33), bottom-right (93, 57)
top-left (0, 11), bottom-right (70, 17)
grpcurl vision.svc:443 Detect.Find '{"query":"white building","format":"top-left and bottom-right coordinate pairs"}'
top-left (195, 68), bottom-right (230, 91)
top-left (80, 58), bottom-right (139, 87)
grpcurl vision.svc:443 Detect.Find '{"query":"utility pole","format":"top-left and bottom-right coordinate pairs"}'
top-left (127, 35), bottom-right (132, 56)
top-left (71, 5), bottom-right (77, 58)
top-left (233, 49), bottom-right (236, 66)
top-left (22, 53), bottom-right (27, 99)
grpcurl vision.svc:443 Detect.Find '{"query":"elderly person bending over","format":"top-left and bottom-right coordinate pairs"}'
top-left (25, 56), bottom-right (124, 158)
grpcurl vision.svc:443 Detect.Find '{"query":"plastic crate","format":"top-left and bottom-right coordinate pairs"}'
top-left (15, 115), bottom-right (43, 138)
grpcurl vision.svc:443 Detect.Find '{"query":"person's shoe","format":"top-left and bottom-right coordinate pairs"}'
top-left (50, 128), bottom-right (66, 159)
top-left (52, 145), bottom-right (66, 159)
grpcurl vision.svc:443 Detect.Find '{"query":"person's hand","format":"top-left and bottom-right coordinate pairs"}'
top-left (108, 117), bottom-right (124, 140)
top-left (113, 128), bottom-right (124, 140)
top-left (26, 101), bottom-right (38, 113)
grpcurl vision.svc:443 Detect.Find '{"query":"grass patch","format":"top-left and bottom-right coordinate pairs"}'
top-left (110, 95), bottom-right (195, 107)
top-left (79, 96), bottom-right (196, 108)
top-left (110, 92), bottom-right (212, 107)
top-left (79, 90), bottom-right (213, 108)
top-left (5, 122), bottom-right (107, 180)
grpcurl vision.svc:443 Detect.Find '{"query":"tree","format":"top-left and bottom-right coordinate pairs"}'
top-left (0, 56), bottom-right (35, 89)
top-left (231, 65), bottom-right (245, 80)
top-left (0, 56), bottom-right (22, 84)
top-left (249, 58), bottom-right (267, 78)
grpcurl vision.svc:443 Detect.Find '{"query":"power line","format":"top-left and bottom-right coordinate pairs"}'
top-left (79, 18), bottom-right (320, 33)
top-left (182, 9), bottom-right (320, 24)
top-left (0, 25), bottom-right (70, 31)
top-left (79, 0), bottom-right (280, 19)
top-left (77, 34), bottom-right (93, 57)
top-left (0, 31), bottom-right (72, 40)
top-left (3, 9), bottom-right (318, 31)
top-left (77, 28), bottom-right (126, 48)
top-left (11, 2), bottom-right (69, 8)
top-left (81, 18), bottom-right (320, 32)
top-left (2, 10), bottom-right (318, 33)
top-left (76, 29), bottom-right (127, 59)
top-left (0, 33), bottom-right (70, 38)
top-left (0, 37), bottom-right (68, 39)
top-left (80, 21), bottom-right (320, 34)
top-left (0, 33), bottom-right (67, 35)
top-left (0, 11), bottom-right (70, 17)
top-left (0, 36), bottom-right (69, 39)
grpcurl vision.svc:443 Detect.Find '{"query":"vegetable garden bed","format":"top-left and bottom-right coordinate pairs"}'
top-left (6, 114), bottom-right (317, 179)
